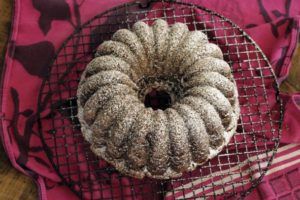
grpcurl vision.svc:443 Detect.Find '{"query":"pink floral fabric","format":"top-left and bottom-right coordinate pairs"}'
top-left (1, 0), bottom-right (299, 199)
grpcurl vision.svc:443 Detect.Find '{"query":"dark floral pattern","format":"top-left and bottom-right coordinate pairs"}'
top-left (32, 0), bottom-right (72, 34)
top-left (246, 0), bottom-right (298, 39)
top-left (12, 41), bottom-right (54, 78)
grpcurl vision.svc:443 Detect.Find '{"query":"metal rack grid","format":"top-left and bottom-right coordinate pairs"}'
top-left (37, 1), bottom-right (282, 199)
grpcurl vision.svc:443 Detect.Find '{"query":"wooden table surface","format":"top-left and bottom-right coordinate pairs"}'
top-left (0, 0), bottom-right (299, 199)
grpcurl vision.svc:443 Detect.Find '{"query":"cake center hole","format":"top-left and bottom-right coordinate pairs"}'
top-left (144, 89), bottom-right (172, 110)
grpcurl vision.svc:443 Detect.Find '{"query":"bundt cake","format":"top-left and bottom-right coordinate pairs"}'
top-left (77, 19), bottom-right (240, 179)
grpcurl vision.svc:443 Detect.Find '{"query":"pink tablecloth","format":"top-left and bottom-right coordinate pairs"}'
top-left (1, 0), bottom-right (299, 199)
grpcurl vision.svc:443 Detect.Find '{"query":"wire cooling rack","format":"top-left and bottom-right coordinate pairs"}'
top-left (37, 1), bottom-right (282, 199)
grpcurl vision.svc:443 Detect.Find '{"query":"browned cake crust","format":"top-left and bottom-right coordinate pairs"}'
top-left (77, 19), bottom-right (240, 179)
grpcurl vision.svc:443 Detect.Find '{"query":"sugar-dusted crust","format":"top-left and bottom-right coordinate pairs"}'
top-left (77, 19), bottom-right (240, 179)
